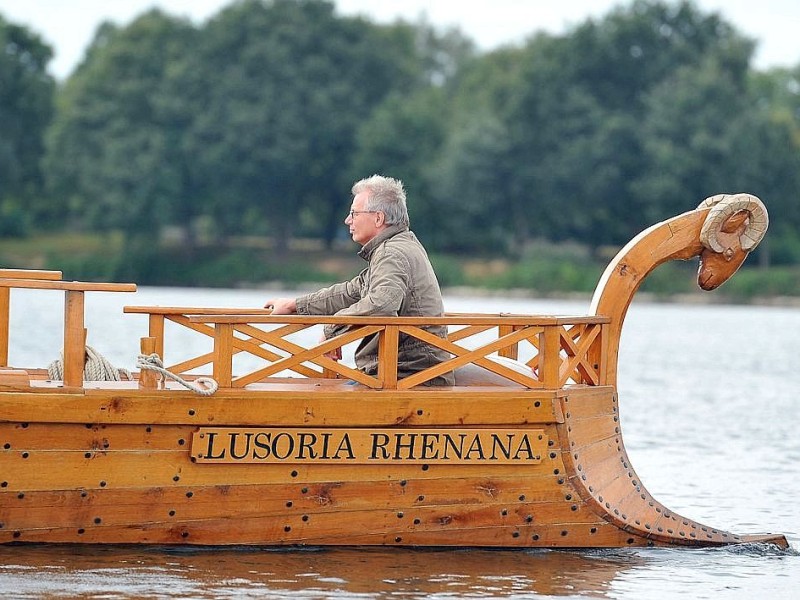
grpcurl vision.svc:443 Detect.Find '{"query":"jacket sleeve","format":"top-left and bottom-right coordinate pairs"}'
top-left (323, 246), bottom-right (409, 338)
top-left (296, 270), bottom-right (366, 316)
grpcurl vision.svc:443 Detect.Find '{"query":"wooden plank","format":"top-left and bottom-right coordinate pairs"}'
top-left (0, 478), bottom-right (580, 530)
top-left (125, 307), bottom-right (603, 324)
top-left (339, 521), bottom-right (650, 548)
top-left (62, 291), bottom-right (85, 387)
top-left (541, 326), bottom-right (561, 387)
top-left (0, 444), bottom-right (566, 490)
top-left (0, 369), bottom-right (30, 388)
top-left (0, 287), bottom-right (9, 367)
top-left (0, 279), bottom-right (136, 292)
top-left (0, 520), bottom-right (644, 547)
top-left (190, 427), bottom-right (548, 465)
top-left (148, 314), bottom-right (165, 359)
top-left (0, 502), bottom-right (641, 547)
top-left (191, 314), bottom-right (610, 326)
top-left (0, 390), bottom-right (563, 425)
top-left (559, 386), bottom-right (617, 419)
top-left (0, 422), bottom-right (193, 450)
top-left (212, 323), bottom-right (233, 387)
top-left (0, 269), bottom-right (62, 280)
top-left (0, 473), bottom-right (574, 512)
top-left (138, 337), bottom-right (159, 389)
top-left (125, 306), bottom-right (273, 315)
top-left (377, 325), bottom-right (399, 388)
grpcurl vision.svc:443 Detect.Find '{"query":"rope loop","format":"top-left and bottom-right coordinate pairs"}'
top-left (136, 353), bottom-right (219, 396)
top-left (47, 347), bottom-right (218, 396)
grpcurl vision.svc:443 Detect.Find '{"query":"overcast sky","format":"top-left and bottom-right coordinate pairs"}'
top-left (1, 0), bottom-right (799, 80)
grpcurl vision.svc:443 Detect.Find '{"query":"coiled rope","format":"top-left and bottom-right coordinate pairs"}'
top-left (47, 346), bottom-right (218, 396)
top-left (48, 345), bottom-right (132, 382)
top-left (136, 353), bottom-right (219, 396)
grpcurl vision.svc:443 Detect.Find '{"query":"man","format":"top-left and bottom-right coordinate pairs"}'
top-left (265, 174), bottom-right (454, 386)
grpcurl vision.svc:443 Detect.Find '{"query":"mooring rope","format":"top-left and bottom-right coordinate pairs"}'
top-left (136, 353), bottom-right (219, 396)
top-left (48, 345), bottom-right (132, 382)
top-left (47, 346), bottom-right (218, 396)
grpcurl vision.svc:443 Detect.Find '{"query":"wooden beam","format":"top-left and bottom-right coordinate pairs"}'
top-left (0, 287), bottom-right (8, 367)
top-left (139, 337), bottom-right (158, 389)
top-left (0, 269), bottom-right (62, 280)
top-left (0, 279), bottom-right (135, 292)
top-left (63, 291), bottom-right (86, 387)
top-left (213, 323), bottom-right (234, 387)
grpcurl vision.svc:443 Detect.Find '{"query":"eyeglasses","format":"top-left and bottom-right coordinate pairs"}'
top-left (347, 209), bottom-right (378, 218)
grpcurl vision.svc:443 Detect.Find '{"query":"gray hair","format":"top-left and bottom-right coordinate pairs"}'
top-left (352, 175), bottom-right (410, 228)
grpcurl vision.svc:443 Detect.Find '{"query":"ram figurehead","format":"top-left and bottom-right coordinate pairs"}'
top-left (696, 193), bottom-right (768, 290)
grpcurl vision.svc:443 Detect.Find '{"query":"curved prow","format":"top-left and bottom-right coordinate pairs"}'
top-left (589, 194), bottom-right (768, 387)
top-left (581, 194), bottom-right (784, 548)
top-left (559, 387), bottom-right (789, 549)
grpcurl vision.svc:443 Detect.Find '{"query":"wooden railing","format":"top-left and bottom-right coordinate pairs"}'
top-left (0, 271), bottom-right (136, 387)
top-left (0, 269), bottom-right (609, 391)
top-left (124, 307), bottom-right (610, 390)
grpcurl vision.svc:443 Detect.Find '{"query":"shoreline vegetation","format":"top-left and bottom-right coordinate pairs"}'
top-left (2, 231), bottom-right (798, 307)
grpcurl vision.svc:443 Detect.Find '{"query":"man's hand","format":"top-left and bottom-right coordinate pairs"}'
top-left (264, 297), bottom-right (297, 314)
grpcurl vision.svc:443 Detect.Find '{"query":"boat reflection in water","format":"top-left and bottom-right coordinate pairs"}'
top-left (0, 545), bottom-right (647, 598)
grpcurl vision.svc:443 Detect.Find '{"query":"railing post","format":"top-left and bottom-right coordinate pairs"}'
top-left (541, 325), bottom-right (561, 388)
top-left (63, 290), bottom-right (86, 387)
top-left (0, 287), bottom-right (9, 367)
top-left (148, 314), bottom-right (165, 360)
top-left (377, 325), bottom-right (398, 389)
top-left (213, 323), bottom-right (233, 387)
top-left (598, 323), bottom-right (609, 385)
top-left (139, 337), bottom-right (158, 389)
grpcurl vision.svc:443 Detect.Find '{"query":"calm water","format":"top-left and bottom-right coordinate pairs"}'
top-left (1, 287), bottom-right (798, 599)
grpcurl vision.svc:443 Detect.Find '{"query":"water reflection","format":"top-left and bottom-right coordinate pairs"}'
top-left (0, 545), bottom-right (646, 599)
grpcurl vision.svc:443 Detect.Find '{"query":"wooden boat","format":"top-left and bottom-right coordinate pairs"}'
top-left (0, 193), bottom-right (788, 549)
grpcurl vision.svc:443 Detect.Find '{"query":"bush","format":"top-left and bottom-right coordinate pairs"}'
top-left (718, 266), bottom-right (800, 299)
top-left (429, 254), bottom-right (466, 287)
top-left (0, 201), bottom-right (30, 237)
top-left (480, 257), bottom-right (601, 293)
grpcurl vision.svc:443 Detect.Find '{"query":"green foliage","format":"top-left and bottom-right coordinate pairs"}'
top-left (181, 0), bottom-right (431, 249)
top-left (764, 225), bottom-right (800, 265)
top-left (0, 199), bottom-right (30, 237)
top-left (0, 15), bottom-right (54, 210)
top-left (719, 266), bottom-right (800, 298)
top-left (481, 259), bottom-right (601, 293)
top-left (3, 0), bottom-right (799, 292)
top-left (478, 241), bottom-right (602, 292)
top-left (637, 261), bottom-right (697, 295)
top-left (428, 254), bottom-right (466, 287)
top-left (43, 11), bottom-right (198, 233)
top-left (44, 239), bottom-right (335, 287)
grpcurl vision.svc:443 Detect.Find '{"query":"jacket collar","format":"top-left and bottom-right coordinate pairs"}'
top-left (358, 224), bottom-right (408, 261)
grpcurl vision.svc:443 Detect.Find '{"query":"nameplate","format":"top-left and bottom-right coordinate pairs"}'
top-left (191, 428), bottom-right (547, 465)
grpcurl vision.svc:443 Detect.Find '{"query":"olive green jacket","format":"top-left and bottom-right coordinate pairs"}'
top-left (296, 225), bottom-right (454, 385)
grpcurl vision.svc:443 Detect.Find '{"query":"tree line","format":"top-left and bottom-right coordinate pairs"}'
top-left (2, 0), bottom-right (800, 272)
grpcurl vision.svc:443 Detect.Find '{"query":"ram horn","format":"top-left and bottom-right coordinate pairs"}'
top-left (696, 193), bottom-right (729, 210)
top-left (699, 193), bottom-right (769, 253)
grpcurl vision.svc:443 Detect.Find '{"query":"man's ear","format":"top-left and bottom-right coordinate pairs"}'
top-left (375, 211), bottom-right (386, 226)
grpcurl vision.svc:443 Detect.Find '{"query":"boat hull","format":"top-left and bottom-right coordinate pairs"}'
top-left (0, 381), bottom-right (785, 548)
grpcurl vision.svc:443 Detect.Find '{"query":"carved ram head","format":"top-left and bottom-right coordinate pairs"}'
top-left (696, 193), bottom-right (769, 291)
